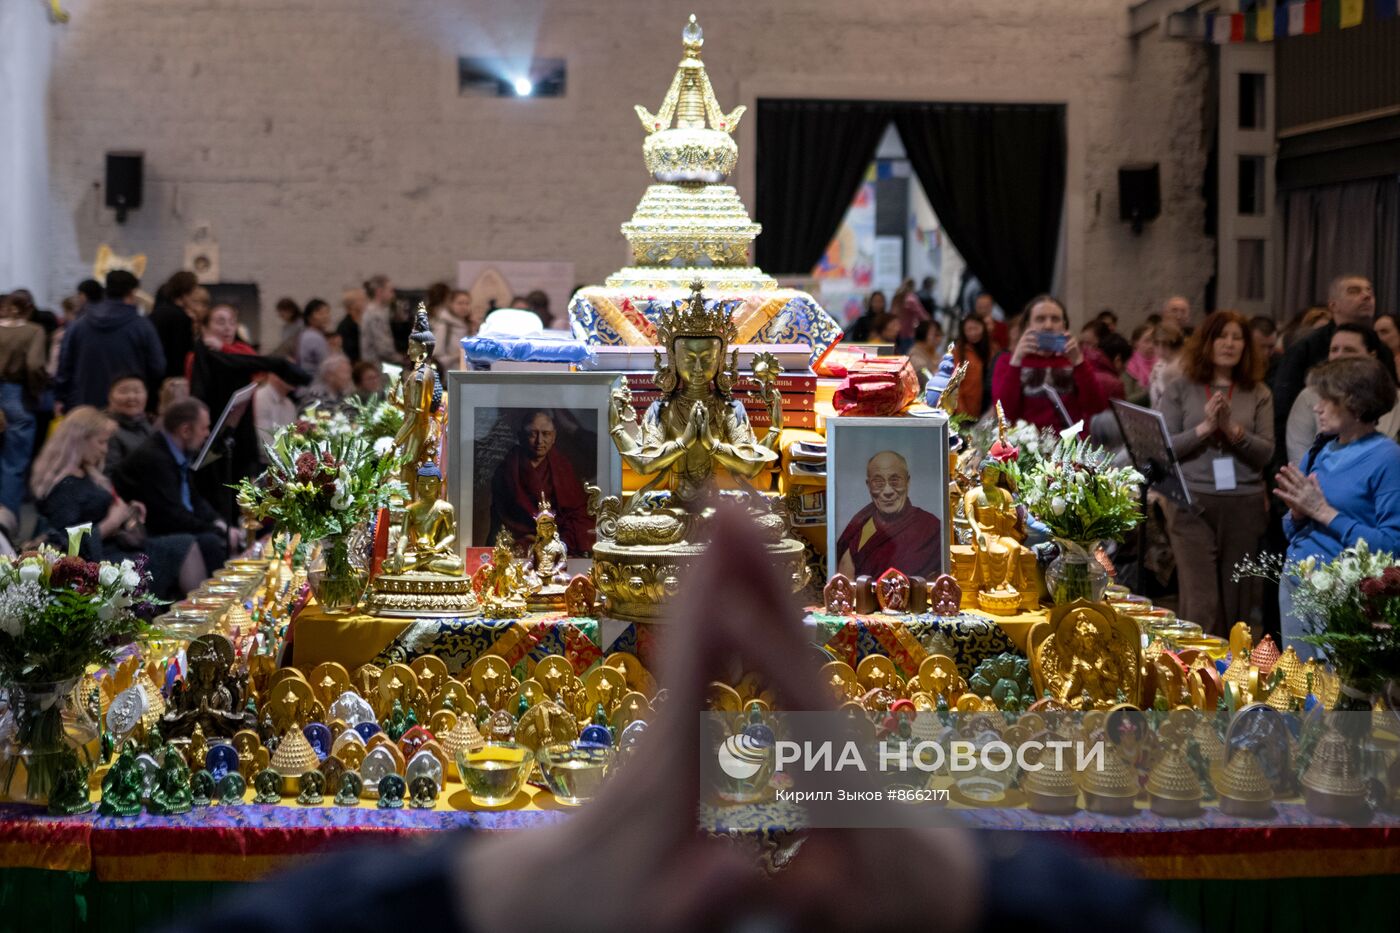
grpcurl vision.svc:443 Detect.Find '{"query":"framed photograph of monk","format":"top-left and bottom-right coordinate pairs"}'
top-left (445, 372), bottom-right (621, 560)
top-left (825, 415), bottom-right (950, 582)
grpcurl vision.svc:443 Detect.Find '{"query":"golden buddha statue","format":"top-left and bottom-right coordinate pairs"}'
top-left (479, 530), bottom-right (529, 618)
top-left (384, 463), bottom-right (465, 576)
top-left (364, 330), bottom-right (478, 617)
top-left (524, 498), bottom-right (570, 608)
top-left (391, 307), bottom-right (443, 494)
top-left (1028, 601), bottom-right (1141, 711)
top-left (589, 281), bottom-right (808, 620)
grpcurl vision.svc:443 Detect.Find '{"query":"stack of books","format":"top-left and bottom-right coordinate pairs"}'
top-left (621, 370), bottom-right (820, 429)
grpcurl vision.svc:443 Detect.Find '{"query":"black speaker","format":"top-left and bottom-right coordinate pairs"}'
top-left (105, 151), bottom-right (144, 222)
top-left (1118, 163), bottom-right (1160, 234)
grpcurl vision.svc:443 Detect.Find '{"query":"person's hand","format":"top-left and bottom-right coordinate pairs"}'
top-left (1196, 391), bottom-right (1224, 438)
top-left (1010, 328), bottom-right (1039, 366)
top-left (1063, 334), bottom-right (1084, 366)
top-left (1275, 464), bottom-right (1337, 525)
top-left (455, 508), bottom-right (984, 933)
top-left (202, 333), bottom-right (223, 351)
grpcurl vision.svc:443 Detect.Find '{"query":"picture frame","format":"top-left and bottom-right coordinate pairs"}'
top-left (445, 372), bottom-right (621, 563)
top-left (824, 414), bottom-right (951, 582)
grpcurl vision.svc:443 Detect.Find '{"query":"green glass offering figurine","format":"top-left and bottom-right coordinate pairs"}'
top-left (408, 775), bottom-right (438, 810)
top-left (216, 772), bottom-right (247, 805)
top-left (98, 745), bottom-right (144, 817)
top-left (377, 774), bottom-right (406, 809)
top-left (190, 770), bottom-right (216, 807)
top-left (333, 771), bottom-right (362, 807)
top-left (147, 745), bottom-right (194, 816)
top-left (297, 770), bottom-right (325, 806)
top-left (252, 768), bottom-right (282, 804)
top-left (47, 747), bottom-right (93, 816)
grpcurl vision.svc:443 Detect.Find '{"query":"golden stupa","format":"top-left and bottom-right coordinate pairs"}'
top-left (1215, 750), bottom-right (1273, 819)
top-left (1077, 748), bottom-right (1140, 815)
top-left (1145, 748), bottom-right (1203, 818)
top-left (569, 15), bottom-right (842, 366)
top-left (1021, 751), bottom-right (1080, 815)
top-left (1300, 727), bottom-right (1367, 819)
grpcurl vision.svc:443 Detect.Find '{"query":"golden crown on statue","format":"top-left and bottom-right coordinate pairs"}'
top-left (655, 280), bottom-right (739, 346)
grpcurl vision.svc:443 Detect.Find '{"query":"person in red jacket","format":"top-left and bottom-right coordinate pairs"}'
top-left (991, 295), bottom-right (1108, 433)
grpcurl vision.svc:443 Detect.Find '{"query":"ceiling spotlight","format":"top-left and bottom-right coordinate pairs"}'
top-left (512, 76), bottom-right (534, 97)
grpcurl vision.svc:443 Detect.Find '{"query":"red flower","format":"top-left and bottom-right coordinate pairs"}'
top-left (50, 556), bottom-right (99, 593)
top-left (295, 452), bottom-right (317, 482)
top-left (1360, 577), bottom-right (1386, 599)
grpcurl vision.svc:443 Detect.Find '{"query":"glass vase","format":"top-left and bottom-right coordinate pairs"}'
top-left (307, 534), bottom-right (368, 613)
top-left (1045, 539), bottom-right (1108, 606)
top-left (0, 680), bottom-right (100, 806)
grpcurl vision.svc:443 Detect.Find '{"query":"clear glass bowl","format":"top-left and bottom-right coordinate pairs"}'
top-left (456, 742), bottom-right (533, 806)
top-left (537, 743), bottom-right (614, 805)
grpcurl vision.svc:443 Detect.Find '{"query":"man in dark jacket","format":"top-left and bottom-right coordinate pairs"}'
top-left (1271, 274), bottom-right (1390, 460)
top-left (113, 398), bottom-right (232, 571)
top-left (53, 271), bottom-right (165, 410)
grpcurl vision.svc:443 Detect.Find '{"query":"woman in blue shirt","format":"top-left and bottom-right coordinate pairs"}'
top-left (1276, 357), bottom-right (1400, 658)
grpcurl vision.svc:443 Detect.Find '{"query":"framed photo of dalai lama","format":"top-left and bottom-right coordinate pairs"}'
top-left (825, 415), bottom-right (950, 582)
top-left (446, 372), bottom-right (621, 560)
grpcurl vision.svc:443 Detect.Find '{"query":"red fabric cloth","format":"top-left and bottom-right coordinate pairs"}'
top-left (990, 353), bottom-right (1108, 434)
top-left (835, 501), bottom-right (943, 578)
top-left (832, 357), bottom-right (919, 416)
top-left (489, 445), bottom-right (595, 555)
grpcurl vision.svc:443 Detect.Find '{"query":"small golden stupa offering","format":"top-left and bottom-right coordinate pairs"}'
top-left (1300, 728), bottom-right (1367, 820)
top-left (1145, 748), bottom-right (1203, 818)
top-left (270, 726), bottom-right (320, 795)
top-left (1215, 750), bottom-right (1274, 819)
top-left (1078, 748), bottom-right (1140, 816)
top-left (1021, 750), bottom-right (1080, 815)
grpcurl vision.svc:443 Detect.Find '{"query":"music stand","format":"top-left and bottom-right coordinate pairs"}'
top-left (1111, 399), bottom-right (1194, 592)
top-left (193, 382), bottom-right (257, 529)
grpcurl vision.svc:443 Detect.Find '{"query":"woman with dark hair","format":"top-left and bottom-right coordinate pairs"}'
top-left (843, 290), bottom-right (887, 342)
top-left (868, 312), bottom-right (900, 346)
top-left (150, 270), bottom-right (205, 380)
top-left (1285, 324), bottom-right (1398, 463)
top-left (297, 298), bottom-right (333, 373)
top-left (1277, 357), bottom-right (1400, 658)
top-left (952, 314), bottom-right (991, 417)
top-left (991, 295), bottom-right (1106, 432)
top-left (103, 374), bottom-right (155, 473)
top-left (1159, 309), bottom-right (1273, 635)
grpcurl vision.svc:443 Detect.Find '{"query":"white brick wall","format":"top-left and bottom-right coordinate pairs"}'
top-left (43, 0), bottom-right (1214, 338)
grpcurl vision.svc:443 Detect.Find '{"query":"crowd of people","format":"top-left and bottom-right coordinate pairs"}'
top-left (0, 269), bottom-right (517, 600)
top-left (847, 274), bottom-right (1400, 650)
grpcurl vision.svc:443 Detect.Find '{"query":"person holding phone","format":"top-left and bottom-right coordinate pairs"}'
top-left (990, 295), bottom-right (1107, 432)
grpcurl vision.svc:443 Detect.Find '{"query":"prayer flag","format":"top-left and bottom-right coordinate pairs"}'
top-left (1378, 0), bottom-right (1399, 20)
top-left (1212, 13), bottom-right (1233, 42)
top-left (1288, 2), bottom-right (1307, 34)
top-left (1256, 7), bottom-right (1275, 41)
top-left (1304, 0), bottom-right (1322, 33)
top-left (1232, 12), bottom-right (1247, 40)
top-left (1339, 0), bottom-right (1364, 26)
top-left (1322, 0), bottom-right (1341, 29)
top-left (1275, 2), bottom-right (1291, 37)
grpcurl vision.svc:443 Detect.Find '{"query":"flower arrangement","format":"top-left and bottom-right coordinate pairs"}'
top-left (0, 529), bottom-right (159, 802)
top-left (1000, 432), bottom-right (1144, 546)
top-left (236, 421), bottom-right (405, 608)
top-left (1237, 542), bottom-right (1400, 697)
top-left (343, 382), bottom-right (404, 459)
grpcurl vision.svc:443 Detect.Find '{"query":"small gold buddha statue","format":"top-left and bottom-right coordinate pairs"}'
top-left (588, 281), bottom-right (808, 620)
top-left (364, 359), bottom-right (478, 617)
top-left (390, 307), bottom-right (444, 493)
top-left (384, 462), bottom-right (464, 576)
top-left (1028, 601), bottom-right (1141, 711)
top-left (524, 497), bottom-right (570, 609)
top-left (479, 530), bottom-right (529, 618)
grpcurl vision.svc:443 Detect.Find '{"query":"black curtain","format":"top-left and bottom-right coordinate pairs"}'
top-left (754, 99), bottom-right (890, 274)
top-left (892, 103), bottom-right (1066, 317)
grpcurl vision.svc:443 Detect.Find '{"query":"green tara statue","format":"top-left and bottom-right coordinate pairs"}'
top-left (98, 745), bottom-right (144, 818)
